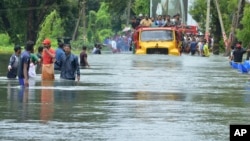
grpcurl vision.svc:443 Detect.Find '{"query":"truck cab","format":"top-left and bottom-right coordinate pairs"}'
top-left (132, 26), bottom-right (181, 56)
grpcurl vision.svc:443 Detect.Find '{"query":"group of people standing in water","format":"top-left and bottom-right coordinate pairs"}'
top-left (6, 38), bottom-right (90, 87)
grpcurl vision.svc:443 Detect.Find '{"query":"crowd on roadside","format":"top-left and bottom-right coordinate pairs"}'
top-left (6, 38), bottom-right (90, 87)
top-left (180, 34), bottom-right (212, 57)
top-left (102, 33), bottom-right (132, 53)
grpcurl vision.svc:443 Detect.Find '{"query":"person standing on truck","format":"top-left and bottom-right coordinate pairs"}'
top-left (155, 15), bottom-right (164, 27)
top-left (162, 15), bottom-right (172, 27)
top-left (131, 16), bottom-right (140, 30)
top-left (172, 13), bottom-right (182, 26)
top-left (140, 15), bottom-right (152, 27)
top-left (150, 17), bottom-right (157, 27)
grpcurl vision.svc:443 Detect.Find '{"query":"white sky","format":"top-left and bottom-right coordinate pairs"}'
top-left (187, 0), bottom-right (198, 25)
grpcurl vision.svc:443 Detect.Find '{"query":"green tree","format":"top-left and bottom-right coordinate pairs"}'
top-left (103, 0), bottom-right (128, 32)
top-left (87, 3), bottom-right (112, 43)
top-left (104, 0), bottom-right (149, 32)
top-left (0, 0), bottom-right (80, 45)
top-left (36, 10), bottom-right (64, 47)
top-left (96, 3), bottom-right (112, 42)
top-left (237, 3), bottom-right (250, 47)
top-left (0, 0), bottom-right (60, 44)
top-left (87, 11), bottom-right (97, 43)
top-left (132, 0), bottom-right (150, 16)
top-left (189, 0), bottom-right (238, 54)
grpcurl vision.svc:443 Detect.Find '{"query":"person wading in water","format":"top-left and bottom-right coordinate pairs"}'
top-left (41, 38), bottom-right (56, 80)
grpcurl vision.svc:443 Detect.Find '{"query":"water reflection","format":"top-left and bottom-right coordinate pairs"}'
top-left (7, 80), bottom-right (19, 101)
top-left (133, 91), bottom-right (185, 101)
top-left (18, 86), bottom-right (29, 120)
top-left (40, 81), bottom-right (54, 123)
top-left (6, 81), bottom-right (29, 121)
top-left (131, 56), bottom-right (181, 69)
top-left (54, 80), bottom-right (77, 103)
top-left (28, 78), bottom-right (37, 100)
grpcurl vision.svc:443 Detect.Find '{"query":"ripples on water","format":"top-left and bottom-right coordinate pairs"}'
top-left (0, 54), bottom-right (250, 141)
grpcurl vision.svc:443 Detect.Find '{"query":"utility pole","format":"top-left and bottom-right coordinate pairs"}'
top-left (82, 0), bottom-right (86, 42)
top-left (72, 3), bottom-right (83, 41)
top-left (166, 0), bottom-right (169, 15)
top-left (214, 0), bottom-right (228, 55)
top-left (126, 0), bottom-right (132, 26)
top-left (205, 0), bottom-right (210, 43)
top-left (235, 0), bottom-right (243, 30)
top-left (229, 0), bottom-right (243, 45)
top-left (72, 1), bottom-right (86, 41)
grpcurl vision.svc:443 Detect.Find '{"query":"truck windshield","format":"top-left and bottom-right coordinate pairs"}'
top-left (140, 30), bottom-right (173, 41)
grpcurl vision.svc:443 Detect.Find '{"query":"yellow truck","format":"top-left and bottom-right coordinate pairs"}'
top-left (132, 26), bottom-right (182, 56)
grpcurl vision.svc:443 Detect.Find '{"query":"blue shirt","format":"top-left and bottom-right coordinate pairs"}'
top-left (57, 53), bottom-right (80, 80)
top-left (190, 41), bottom-right (197, 51)
top-left (55, 47), bottom-right (64, 70)
top-left (18, 51), bottom-right (30, 79)
top-left (55, 47), bottom-right (64, 61)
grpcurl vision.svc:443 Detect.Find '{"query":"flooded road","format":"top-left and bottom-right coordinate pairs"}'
top-left (0, 53), bottom-right (250, 141)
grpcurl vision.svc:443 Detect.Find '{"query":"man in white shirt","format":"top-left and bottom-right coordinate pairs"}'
top-left (111, 39), bottom-right (117, 53)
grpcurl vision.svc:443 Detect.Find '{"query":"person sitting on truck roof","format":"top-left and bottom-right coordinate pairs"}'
top-left (172, 13), bottom-right (181, 26)
top-left (162, 15), bottom-right (172, 27)
top-left (131, 16), bottom-right (140, 29)
top-left (155, 15), bottom-right (164, 27)
top-left (140, 15), bottom-right (152, 27)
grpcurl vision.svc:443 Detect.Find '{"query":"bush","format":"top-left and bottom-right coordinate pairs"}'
top-left (0, 34), bottom-right (14, 53)
top-left (0, 34), bottom-right (12, 46)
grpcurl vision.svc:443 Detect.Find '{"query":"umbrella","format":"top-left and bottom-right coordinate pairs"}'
top-left (122, 27), bottom-right (131, 32)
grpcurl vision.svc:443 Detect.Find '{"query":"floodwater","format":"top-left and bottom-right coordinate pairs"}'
top-left (0, 53), bottom-right (250, 141)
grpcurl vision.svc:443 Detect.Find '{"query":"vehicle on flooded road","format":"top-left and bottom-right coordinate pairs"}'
top-left (132, 26), bottom-right (182, 56)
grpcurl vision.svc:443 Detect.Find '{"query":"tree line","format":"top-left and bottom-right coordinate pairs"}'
top-left (1, 0), bottom-right (249, 53)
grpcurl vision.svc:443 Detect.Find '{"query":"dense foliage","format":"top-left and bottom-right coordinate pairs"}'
top-left (0, 0), bottom-right (67, 44)
top-left (237, 4), bottom-right (250, 47)
top-left (0, 0), bottom-right (250, 52)
top-left (190, 0), bottom-right (250, 52)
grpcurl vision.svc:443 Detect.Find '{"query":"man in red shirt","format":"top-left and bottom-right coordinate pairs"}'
top-left (80, 46), bottom-right (90, 68)
top-left (41, 38), bottom-right (56, 80)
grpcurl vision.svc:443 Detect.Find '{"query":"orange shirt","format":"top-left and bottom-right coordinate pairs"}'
top-left (42, 48), bottom-right (55, 64)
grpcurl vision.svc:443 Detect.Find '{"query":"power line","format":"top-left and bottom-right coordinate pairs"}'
top-left (0, 4), bottom-right (73, 12)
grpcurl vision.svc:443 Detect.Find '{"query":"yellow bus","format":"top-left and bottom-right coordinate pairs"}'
top-left (132, 26), bottom-right (181, 56)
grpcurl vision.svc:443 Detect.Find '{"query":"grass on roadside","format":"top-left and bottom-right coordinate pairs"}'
top-left (0, 33), bottom-right (111, 54)
top-left (0, 33), bottom-right (14, 54)
top-left (0, 45), bottom-right (15, 54)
